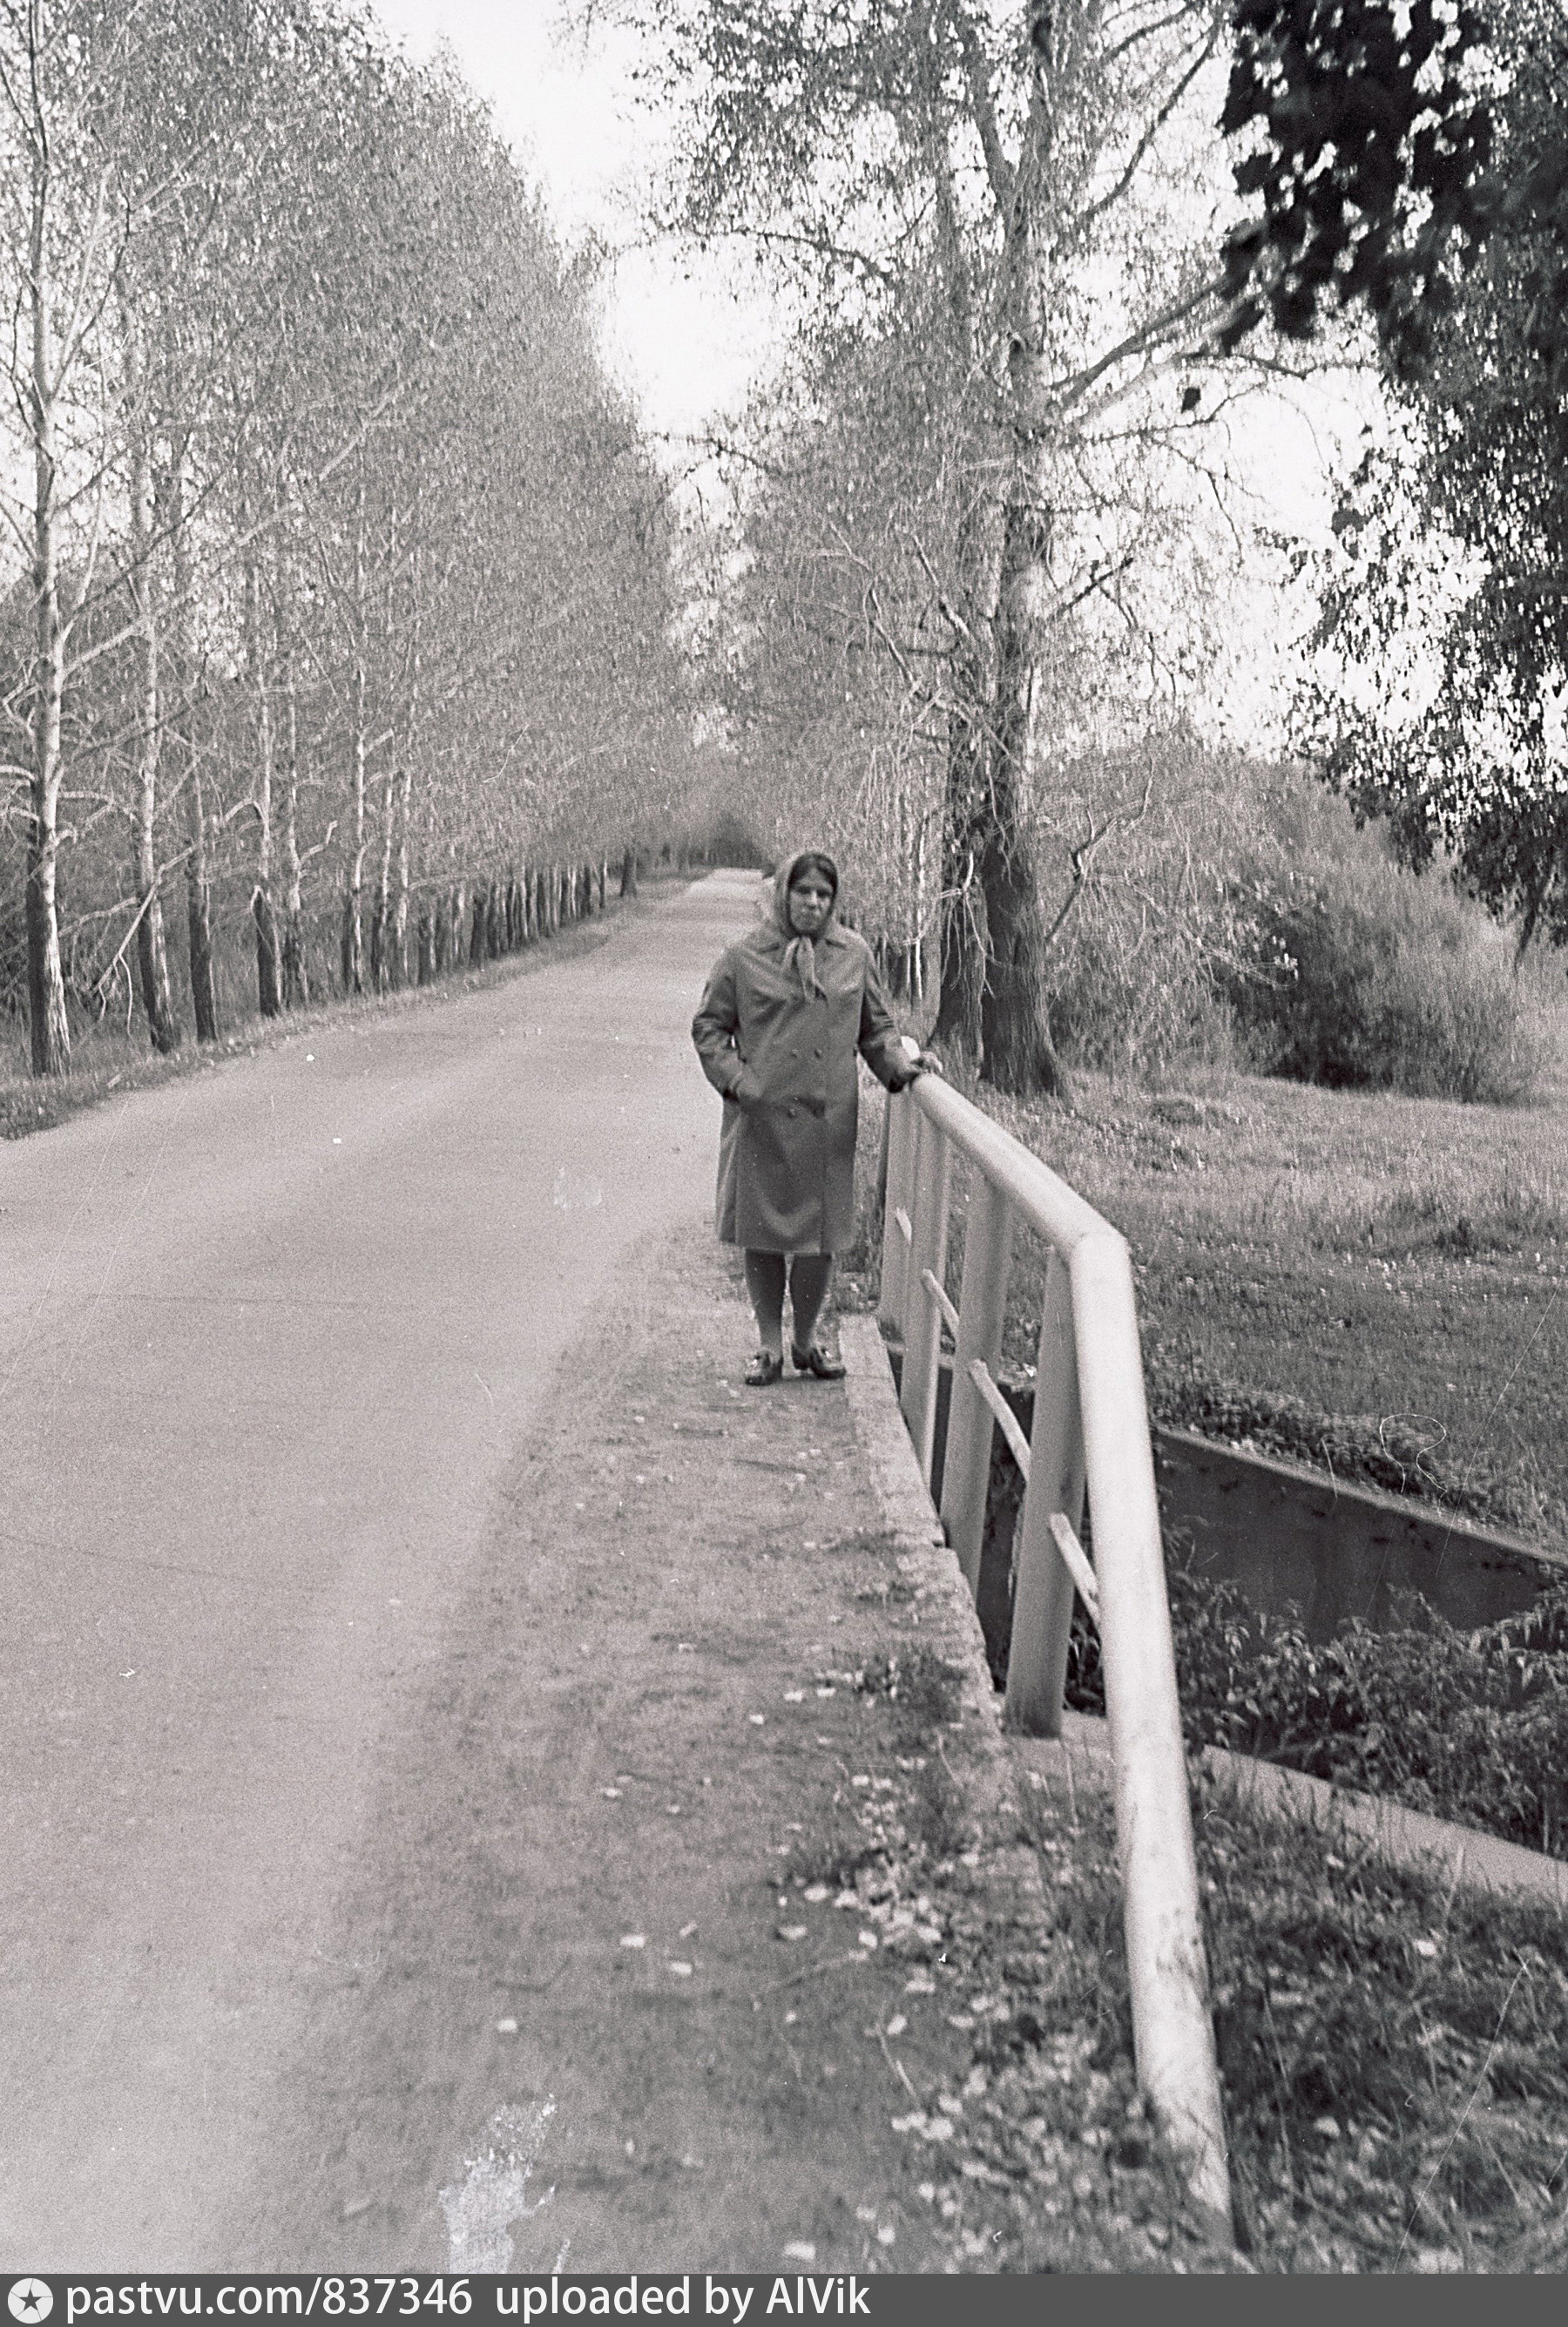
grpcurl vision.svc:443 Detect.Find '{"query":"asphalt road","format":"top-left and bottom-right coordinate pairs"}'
top-left (1, 874), bottom-right (755, 2270)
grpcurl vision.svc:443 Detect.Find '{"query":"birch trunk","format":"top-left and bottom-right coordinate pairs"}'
top-left (391, 766), bottom-right (412, 986)
top-left (341, 471), bottom-right (367, 995)
top-left (125, 332), bottom-right (179, 1054)
top-left (975, 58), bottom-right (1067, 1097)
top-left (280, 652), bottom-right (308, 1007)
top-left (934, 495), bottom-right (1001, 1063)
top-left (393, 552), bottom-right (420, 986)
top-left (370, 767), bottom-right (394, 992)
top-left (245, 553), bottom-right (281, 1018)
top-left (24, 131), bottom-right (70, 1077)
top-left (170, 464), bottom-right (218, 1040)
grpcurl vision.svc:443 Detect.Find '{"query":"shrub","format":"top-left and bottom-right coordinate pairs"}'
top-left (1031, 742), bottom-right (1541, 1098)
top-left (1222, 853), bottom-right (1539, 1104)
top-left (1066, 1567), bottom-right (1568, 1857)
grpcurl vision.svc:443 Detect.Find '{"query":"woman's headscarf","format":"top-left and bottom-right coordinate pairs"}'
top-left (771, 849), bottom-right (840, 998)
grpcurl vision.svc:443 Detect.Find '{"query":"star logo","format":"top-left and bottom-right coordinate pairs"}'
top-left (8, 2286), bottom-right (52, 2325)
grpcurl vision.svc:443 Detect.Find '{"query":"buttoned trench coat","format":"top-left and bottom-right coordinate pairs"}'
top-left (692, 905), bottom-right (910, 1255)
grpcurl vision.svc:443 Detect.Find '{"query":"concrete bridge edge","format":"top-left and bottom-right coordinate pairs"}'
top-left (839, 1312), bottom-right (1051, 1938)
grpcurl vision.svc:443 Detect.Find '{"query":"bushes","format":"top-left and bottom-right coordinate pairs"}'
top-left (1037, 729), bottom-right (1257, 1078)
top-left (1066, 1567), bottom-right (1568, 1857)
top-left (1035, 743), bottom-right (1542, 1101)
top-left (1223, 855), bottom-right (1539, 1103)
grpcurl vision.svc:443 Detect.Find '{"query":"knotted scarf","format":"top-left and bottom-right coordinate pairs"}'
top-left (781, 934), bottom-right (821, 998)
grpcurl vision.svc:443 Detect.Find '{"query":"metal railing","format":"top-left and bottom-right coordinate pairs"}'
top-left (878, 1057), bottom-right (1233, 2240)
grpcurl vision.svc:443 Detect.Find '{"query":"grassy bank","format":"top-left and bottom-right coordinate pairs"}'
top-left (849, 1005), bottom-right (1568, 1549)
top-left (817, 1633), bottom-right (1568, 2271)
top-left (1017, 1771), bottom-right (1568, 2271)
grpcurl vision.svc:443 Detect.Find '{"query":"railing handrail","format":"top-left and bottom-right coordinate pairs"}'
top-left (880, 1064), bottom-right (1233, 2243)
top-left (902, 1071), bottom-right (1113, 1256)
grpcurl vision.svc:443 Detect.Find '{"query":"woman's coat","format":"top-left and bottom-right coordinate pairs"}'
top-left (691, 895), bottom-right (911, 1254)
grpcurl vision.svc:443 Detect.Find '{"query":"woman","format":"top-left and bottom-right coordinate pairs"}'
top-left (692, 847), bottom-right (940, 1386)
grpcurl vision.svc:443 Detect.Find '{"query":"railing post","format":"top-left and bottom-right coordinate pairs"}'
top-left (878, 1088), bottom-right (916, 1348)
top-left (1003, 1247), bottom-right (1085, 1737)
top-left (900, 1103), bottom-right (951, 1484)
top-left (941, 1178), bottom-right (1014, 1596)
top-left (1071, 1231), bottom-right (1233, 2242)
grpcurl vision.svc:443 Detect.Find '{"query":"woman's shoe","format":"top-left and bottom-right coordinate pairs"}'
top-left (792, 1343), bottom-right (846, 1380)
top-left (744, 1350), bottom-right (785, 1387)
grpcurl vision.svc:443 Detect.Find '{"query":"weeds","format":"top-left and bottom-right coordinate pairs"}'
top-left (1369, 1170), bottom-right (1568, 1259)
top-left (1065, 1567), bottom-right (1568, 1860)
top-left (1146, 1367), bottom-right (1536, 1530)
top-left (1196, 1786), bottom-right (1568, 2269)
top-left (995, 1769), bottom-right (1568, 2270)
top-left (854, 1642), bottom-right (966, 1729)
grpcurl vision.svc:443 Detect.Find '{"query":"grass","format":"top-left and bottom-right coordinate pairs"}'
top-left (847, 995), bottom-right (1568, 1549)
top-left (792, 1608), bottom-right (1568, 2270)
top-left (1066, 1566), bottom-right (1568, 1860)
top-left (838, 984), bottom-right (1568, 2269)
top-left (987, 1766), bottom-right (1568, 2271)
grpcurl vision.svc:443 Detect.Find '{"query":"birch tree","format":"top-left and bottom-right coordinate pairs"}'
top-left (603, 0), bottom-right (1254, 1091)
top-left (0, 0), bottom-right (135, 1072)
top-left (1, 2), bottom-right (695, 1063)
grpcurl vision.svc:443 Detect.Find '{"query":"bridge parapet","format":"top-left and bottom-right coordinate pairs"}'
top-left (879, 1055), bottom-right (1233, 2244)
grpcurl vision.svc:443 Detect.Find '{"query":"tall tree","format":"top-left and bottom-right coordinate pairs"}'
top-left (604, 0), bottom-right (1254, 1091)
top-left (0, 0), bottom-right (134, 1073)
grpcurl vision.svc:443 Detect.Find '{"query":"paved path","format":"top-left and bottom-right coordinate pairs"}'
top-left (2, 876), bottom-right (768, 2267)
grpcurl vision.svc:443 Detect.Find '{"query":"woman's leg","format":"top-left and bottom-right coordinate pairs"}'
top-left (787, 1252), bottom-right (834, 1353)
top-left (743, 1249), bottom-right (787, 1356)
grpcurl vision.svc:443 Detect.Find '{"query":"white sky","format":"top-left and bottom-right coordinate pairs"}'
top-left (362, 3), bottom-right (1372, 493)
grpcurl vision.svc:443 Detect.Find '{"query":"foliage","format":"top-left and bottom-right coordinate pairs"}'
top-left (1221, 849), bottom-right (1539, 1101)
top-left (1067, 1566), bottom-right (1568, 1858)
top-left (1217, 0), bottom-right (1497, 367)
top-left (1199, 1792), bottom-right (1568, 2268)
top-left (1292, 0), bottom-right (1568, 961)
top-left (598, 0), bottom-right (1267, 1093)
top-left (1009, 741), bottom-right (1536, 1097)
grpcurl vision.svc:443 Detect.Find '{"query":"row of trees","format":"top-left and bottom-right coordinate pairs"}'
top-left (598, 0), bottom-right (1565, 1093)
top-left (2, 0), bottom-right (690, 1076)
